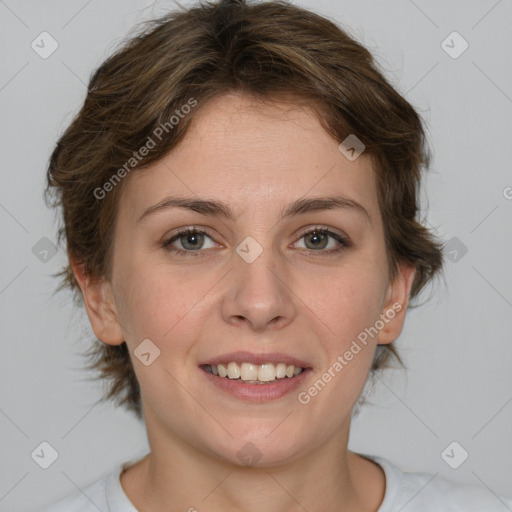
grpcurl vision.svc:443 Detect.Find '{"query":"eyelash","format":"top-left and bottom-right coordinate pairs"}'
top-left (162, 226), bottom-right (351, 258)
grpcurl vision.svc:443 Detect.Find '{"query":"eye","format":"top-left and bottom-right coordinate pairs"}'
top-left (162, 226), bottom-right (350, 257)
top-left (293, 227), bottom-right (350, 254)
top-left (162, 227), bottom-right (218, 257)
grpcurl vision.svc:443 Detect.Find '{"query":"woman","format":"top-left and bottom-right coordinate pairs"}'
top-left (42, 0), bottom-right (512, 510)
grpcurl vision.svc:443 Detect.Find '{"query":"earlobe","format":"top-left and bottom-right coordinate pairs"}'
top-left (376, 262), bottom-right (416, 345)
top-left (70, 259), bottom-right (125, 346)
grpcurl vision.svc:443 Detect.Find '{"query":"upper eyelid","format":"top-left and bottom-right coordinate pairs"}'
top-left (295, 225), bottom-right (347, 240)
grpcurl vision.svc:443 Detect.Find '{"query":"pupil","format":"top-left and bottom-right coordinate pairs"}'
top-left (183, 232), bottom-right (202, 249)
top-left (307, 231), bottom-right (326, 249)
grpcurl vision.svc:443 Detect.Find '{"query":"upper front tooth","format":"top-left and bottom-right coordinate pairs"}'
top-left (258, 363), bottom-right (276, 382)
top-left (240, 363), bottom-right (259, 381)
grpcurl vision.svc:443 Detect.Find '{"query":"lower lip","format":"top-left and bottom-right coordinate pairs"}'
top-left (199, 366), bottom-right (312, 402)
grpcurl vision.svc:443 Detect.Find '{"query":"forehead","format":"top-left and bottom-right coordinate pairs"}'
top-left (120, 92), bottom-right (380, 222)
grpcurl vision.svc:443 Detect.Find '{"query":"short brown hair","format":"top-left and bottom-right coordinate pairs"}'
top-left (45, 0), bottom-right (443, 419)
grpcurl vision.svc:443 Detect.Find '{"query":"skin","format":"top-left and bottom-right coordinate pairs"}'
top-left (73, 92), bottom-right (416, 512)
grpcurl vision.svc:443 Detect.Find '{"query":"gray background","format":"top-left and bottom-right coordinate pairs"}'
top-left (1, 0), bottom-right (511, 510)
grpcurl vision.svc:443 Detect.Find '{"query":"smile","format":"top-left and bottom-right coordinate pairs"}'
top-left (199, 364), bottom-right (312, 402)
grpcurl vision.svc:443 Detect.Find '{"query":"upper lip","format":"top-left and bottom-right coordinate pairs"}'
top-left (199, 351), bottom-right (312, 369)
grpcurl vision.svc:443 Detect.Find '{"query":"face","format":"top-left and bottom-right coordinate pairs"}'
top-left (79, 92), bottom-right (414, 467)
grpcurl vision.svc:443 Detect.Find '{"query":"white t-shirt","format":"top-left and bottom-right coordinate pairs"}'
top-left (42, 454), bottom-right (512, 511)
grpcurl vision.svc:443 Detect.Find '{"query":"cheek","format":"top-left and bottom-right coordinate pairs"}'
top-left (113, 259), bottom-right (216, 346)
top-left (297, 259), bottom-right (387, 344)
top-left (301, 269), bottom-right (386, 405)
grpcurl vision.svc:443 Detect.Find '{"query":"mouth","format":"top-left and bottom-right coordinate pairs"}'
top-left (198, 361), bottom-right (313, 402)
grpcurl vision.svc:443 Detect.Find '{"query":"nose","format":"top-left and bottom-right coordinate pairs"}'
top-left (221, 243), bottom-right (297, 332)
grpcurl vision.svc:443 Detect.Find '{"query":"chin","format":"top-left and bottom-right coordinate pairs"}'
top-left (207, 430), bottom-right (306, 468)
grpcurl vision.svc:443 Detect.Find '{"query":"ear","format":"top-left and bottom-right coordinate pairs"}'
top-left (376, 261), bottom-right (416, 345)
top-left (71, 259), bottom-right (124, 346)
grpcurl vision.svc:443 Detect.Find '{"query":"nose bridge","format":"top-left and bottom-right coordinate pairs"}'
top-left (223, 233), bottom-right (295, 329)
top-left (235, 234), bottom-right (283, 299)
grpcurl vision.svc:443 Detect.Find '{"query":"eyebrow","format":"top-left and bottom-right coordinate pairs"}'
top-left (137, 195), bottom-right (371, 224)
